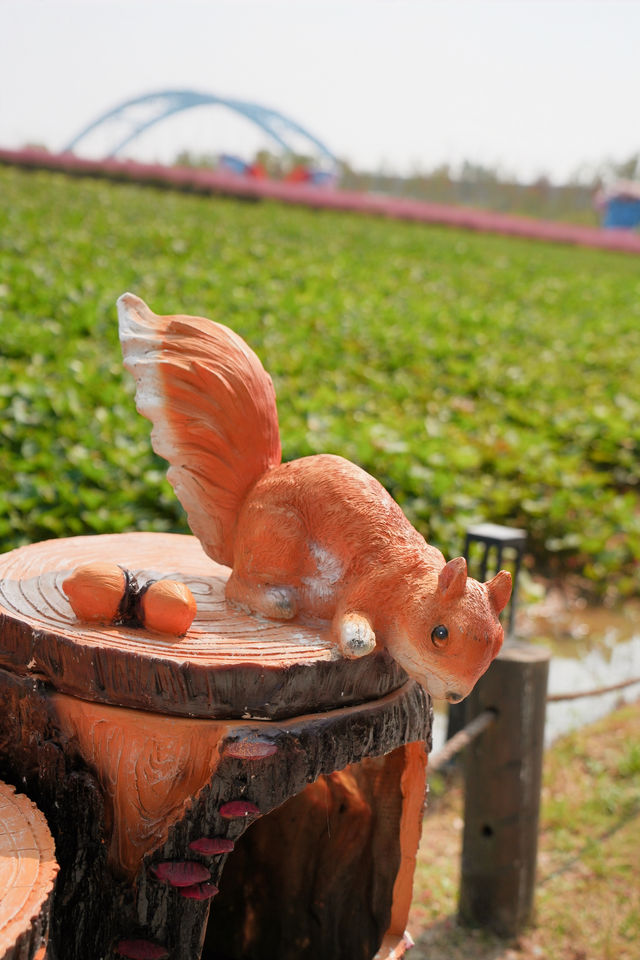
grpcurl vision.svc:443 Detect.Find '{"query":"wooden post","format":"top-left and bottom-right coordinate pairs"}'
top-left (458, 641), bottom-right (550, 938)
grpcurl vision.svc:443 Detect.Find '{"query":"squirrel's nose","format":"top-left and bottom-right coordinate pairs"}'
top-left (446, 690), bottom-right (464, 704)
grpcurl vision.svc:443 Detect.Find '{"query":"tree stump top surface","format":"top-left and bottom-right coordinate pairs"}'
top-left (0, 533), bottom-right (407, 720)
top-left (0, 780), bottom-right (58, 959)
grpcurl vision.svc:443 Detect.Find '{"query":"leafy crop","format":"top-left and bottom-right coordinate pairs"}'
top-left (1, 166), bottom-right (639, 597)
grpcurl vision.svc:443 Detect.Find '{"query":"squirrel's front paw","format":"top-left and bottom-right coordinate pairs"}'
top-left (337, 613), bottom-right (377, 659)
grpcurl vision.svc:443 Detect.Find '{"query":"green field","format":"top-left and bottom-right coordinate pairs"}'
top-left (1, 166), bottom-right (639, 597)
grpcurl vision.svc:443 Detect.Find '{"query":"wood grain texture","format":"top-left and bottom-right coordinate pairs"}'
top-left (205, 751), bottom-right (406, 960)
top-left (0, 667), bottom-right (431, 960)
top-left (51, 695), bottom-right (229, 877)
top-left (0, 533), bottom-right (407, 719)
top-left (386, 740), bottom-right (428, 940)
top-left (459, 643), bottom-right (550, 937)
top-left (203, 743), bottom-right (427, 960)
top-left (0, 781), bottom-right (58, 960)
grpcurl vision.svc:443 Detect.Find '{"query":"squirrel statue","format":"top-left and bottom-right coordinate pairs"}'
top-left (117, 293), bottom-right (511, 702)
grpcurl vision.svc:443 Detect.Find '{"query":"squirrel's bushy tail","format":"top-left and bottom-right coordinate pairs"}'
top-left (117, 294), bottom-right (281, 566)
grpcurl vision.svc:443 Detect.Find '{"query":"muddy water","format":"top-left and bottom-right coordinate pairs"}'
top-left (431, 596), bottom-right (640, 753)
top-left (528, 597), bottom-right (640, 745)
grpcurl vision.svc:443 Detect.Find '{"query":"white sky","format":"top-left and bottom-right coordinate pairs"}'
top-left (1, 0), bottom-right (638, 183)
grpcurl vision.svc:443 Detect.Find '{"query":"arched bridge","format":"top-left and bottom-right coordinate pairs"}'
top-left (64, 89), bottom-right (338, 171)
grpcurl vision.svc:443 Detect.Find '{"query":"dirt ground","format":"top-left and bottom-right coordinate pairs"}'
top-left (406, 700), bottom-right (640, 960)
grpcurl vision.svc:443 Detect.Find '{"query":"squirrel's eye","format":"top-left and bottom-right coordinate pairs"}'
top-left (431, 624), bottom-right (449, 647)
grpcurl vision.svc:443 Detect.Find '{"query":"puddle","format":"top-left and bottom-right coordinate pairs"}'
top-left (521, 593), bottom-right (640, 744)
top-left (544, 633), bottom-right (640, 745)
top-left (431, 596), bottom-right (640, 754)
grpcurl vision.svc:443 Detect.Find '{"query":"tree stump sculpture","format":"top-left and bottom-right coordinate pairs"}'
top-left (0, 533), bottom-right (430, 960)
top-left (0, 292), bottom-right (511, 958)
top-left (0, 780), bottom-right (58, 960)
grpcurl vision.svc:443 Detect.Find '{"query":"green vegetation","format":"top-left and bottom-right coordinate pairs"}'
top-left (1, 166), bottom-right (639, 597)
top-left (411, 701), bottom-right (640, 960)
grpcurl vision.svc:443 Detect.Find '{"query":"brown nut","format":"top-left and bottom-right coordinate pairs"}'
top-left (139, 580), bottom-right (197, 636)
top-left (62, 562), bottom-right (127, 623)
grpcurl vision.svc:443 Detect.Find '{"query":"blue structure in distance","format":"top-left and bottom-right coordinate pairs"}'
top-left (603, 194), bottom-right (640, 230)
top-left (64, 89), bottom-right (338, 173)
top-left (597, 180), bottom-right (640, 231)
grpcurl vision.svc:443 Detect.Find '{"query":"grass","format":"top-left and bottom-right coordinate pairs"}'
top-left (1, 165), bottom-right (639, 597)
top-left (409, 700), bottom-right (640, 960)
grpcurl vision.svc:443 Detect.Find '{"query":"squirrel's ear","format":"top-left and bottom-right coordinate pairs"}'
top-left (486, 570), bottom-right (512, 614)
top-left (438, 557), bottom-right (467, 600)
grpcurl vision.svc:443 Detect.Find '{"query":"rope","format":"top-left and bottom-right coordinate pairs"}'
top-left (546, 676), bottom-right (640, 703)
top-left (428, 676), bottom-right (640, 772)
top-left (428, 709), bottom-right (496, 772)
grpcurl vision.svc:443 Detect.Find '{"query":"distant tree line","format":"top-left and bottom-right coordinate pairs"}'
top-left (172, 148), bottom-right (639, 226)
top-left (337, 154), bottom-right (640, 227)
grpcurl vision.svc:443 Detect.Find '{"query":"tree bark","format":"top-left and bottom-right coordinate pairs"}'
top-left (0, 669), bottom-right (429, 960)
top-left (0, 533), bottom-right (431, 960)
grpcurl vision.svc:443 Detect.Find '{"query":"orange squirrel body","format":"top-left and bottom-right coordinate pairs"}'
top-left (118, 293), bottom-right (511, 701)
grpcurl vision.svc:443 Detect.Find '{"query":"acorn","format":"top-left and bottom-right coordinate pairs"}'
top-left (138, 580), bottom-right (197, 636)
top-left (62, 562), bottom-right (127, 623)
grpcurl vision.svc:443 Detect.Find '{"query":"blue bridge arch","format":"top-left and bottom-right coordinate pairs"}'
top-left (64, 89), bottom-right (338, 171)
